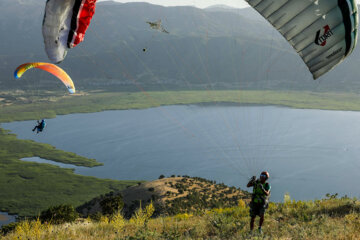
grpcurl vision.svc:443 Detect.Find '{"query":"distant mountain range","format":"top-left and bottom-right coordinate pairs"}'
top-left (1, 0), bottom-right (360, 92)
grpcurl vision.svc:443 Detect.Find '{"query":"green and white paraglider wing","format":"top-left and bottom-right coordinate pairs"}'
top-left (147, 20), bottom-right (169, 34)
top-left (245, 0), bottom-right (358, 79)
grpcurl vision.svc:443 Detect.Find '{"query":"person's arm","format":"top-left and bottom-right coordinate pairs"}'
top-left (247, 176), bottom-right (256, 188)
top-left (262, 189), bottom-right (270, 196)
top-left (260, 183), bottom-right (270, 196)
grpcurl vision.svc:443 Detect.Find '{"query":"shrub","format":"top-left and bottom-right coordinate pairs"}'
top-left (284, 192), bottom-right (291, 203)
top-left (174, 213), bottom-right (193, 220)
top-left (40, 204), bottom-right (78, 224)
top-left (13, 218), bottom-right (47, 239)
top-left (326, 193), bottom-right (339, 199)
top-left (89, 212), bottom-right (102, 221)
top-left (130, 202), bottom-right (155, 227)
top-left (1, 222), bottom-right (18, 235)
top-left (110, 211), bottom-right (126, 232)
top-left (238, 199), bottom-right (246, 209)
top-left (159, 175), bottom-right (165, 179)
top-left (100, 194), bottom-right (124, 216)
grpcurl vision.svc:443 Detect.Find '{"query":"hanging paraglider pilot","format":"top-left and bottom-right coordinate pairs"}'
top-left (247, 171), bottom-right (271, 233)
top-left (32, 119), bottom-right (46, 133)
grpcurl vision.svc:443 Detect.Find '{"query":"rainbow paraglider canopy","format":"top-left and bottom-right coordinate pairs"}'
top-left (14, 62), bottom-right (76, 94)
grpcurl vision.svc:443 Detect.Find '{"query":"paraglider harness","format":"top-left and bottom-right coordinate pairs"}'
top-left (33, 120), bottom-right (46, 133)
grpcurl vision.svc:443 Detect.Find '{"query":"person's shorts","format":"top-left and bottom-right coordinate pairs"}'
top-left (249, 202), bottom-right (266, 217)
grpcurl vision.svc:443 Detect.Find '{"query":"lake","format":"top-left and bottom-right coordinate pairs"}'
top-left (3, 105), bottom-right (360, 202)
top-left (0, 212), bottom-right (16, 227)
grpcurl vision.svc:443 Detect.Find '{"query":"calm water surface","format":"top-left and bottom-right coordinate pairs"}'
top-left (0, 212), bottom-right (16, 227)
top-left (3, 105), bottom-right (360, 202)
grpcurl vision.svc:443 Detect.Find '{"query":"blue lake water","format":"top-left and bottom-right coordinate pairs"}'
top-left (3, 105), bottom-right (360, 202)
top-left (0, 212), bottom-right (16, 227)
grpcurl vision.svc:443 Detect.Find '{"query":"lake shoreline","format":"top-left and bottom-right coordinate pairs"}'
top-left (1, 90), bottom-right (360, 217)
top-left (4, 104), bottom-right (360, 204)
top-left (2, 90), bottom-right (360, 123)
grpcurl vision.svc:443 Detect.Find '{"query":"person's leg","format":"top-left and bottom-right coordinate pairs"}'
top-left (259, 214), bottom-right (264, 227)
top-left (258, 214), bottom-right (264, 233)
top-left (250, 216), bottom-right (255, 230)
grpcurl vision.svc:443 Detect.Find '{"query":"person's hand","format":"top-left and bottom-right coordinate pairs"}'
top-left (251, 176), bottom-right (256, 181)
top-left (249, 176), bottom-right (256, 183)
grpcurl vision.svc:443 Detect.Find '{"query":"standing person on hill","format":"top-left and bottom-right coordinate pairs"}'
top-left (247, 171), bottom-right (271, 233)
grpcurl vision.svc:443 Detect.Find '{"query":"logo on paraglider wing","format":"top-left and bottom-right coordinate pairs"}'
top-left (315, 25), bottom-right (333, 46)
top-left (326, 47), bottom-right (343, 59)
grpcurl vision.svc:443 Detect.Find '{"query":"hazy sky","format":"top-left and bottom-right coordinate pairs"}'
top-left (108, 0), bottom-right (250, 8)
top-left (109, 0), bottom-right (360, 9)
top-left (109, 0), bottom-right (360, 8)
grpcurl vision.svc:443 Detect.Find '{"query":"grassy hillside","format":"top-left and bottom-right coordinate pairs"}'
top-left (77, 176), bottom-right (251, 218)
top-left (2, 194), bottom-right (359, 239)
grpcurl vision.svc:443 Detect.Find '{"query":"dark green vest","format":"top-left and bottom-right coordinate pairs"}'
top-left (252, 180), bottom-right (270, 204)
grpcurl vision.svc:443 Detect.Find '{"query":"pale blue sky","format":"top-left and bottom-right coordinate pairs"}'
top-left (106, 0), bottom-right (250, 8)
top-left (108, 0), bottom-right (360, 9)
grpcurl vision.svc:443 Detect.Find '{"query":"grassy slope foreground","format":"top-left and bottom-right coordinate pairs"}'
top-left (3, 195), bottom-right (360, 239)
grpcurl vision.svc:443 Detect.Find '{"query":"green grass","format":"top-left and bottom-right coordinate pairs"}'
top-left (3, 196), bottom-right (360, 239)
